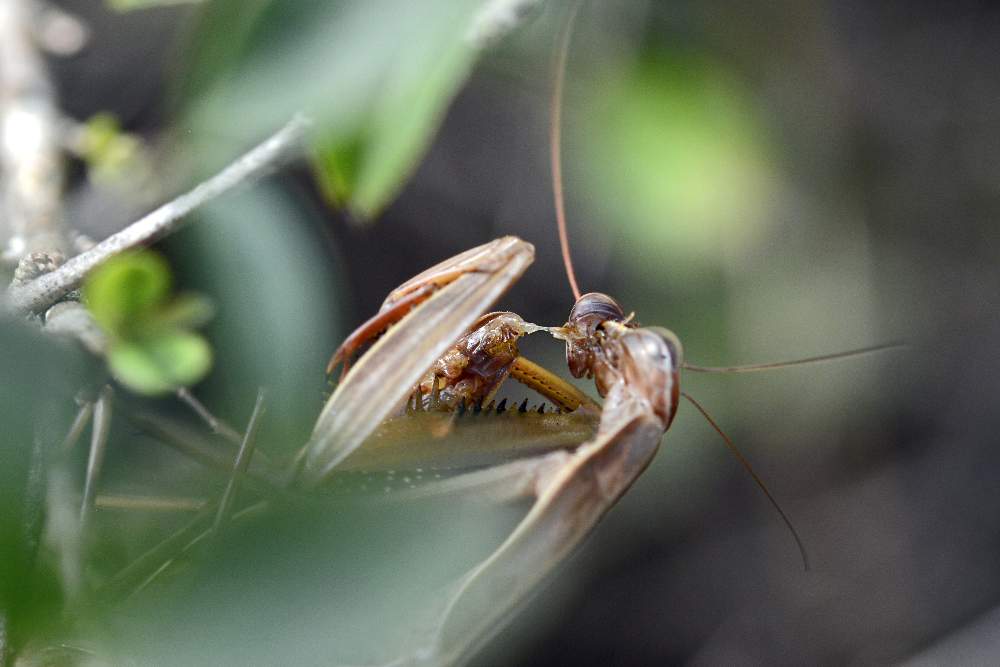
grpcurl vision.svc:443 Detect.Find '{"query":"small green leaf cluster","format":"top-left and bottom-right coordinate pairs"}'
top-left (79, 113), bottom-right (150, 186)
top-left (84, 251), bottom-right (214, 395)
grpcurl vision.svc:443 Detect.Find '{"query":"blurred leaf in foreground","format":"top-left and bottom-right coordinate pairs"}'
top-left (179, 0), bottom-right (490, 220)
top-left (172, 182), bottom-right (341, 456)
top-left (84, 251), bottom-right (213, 395)
top-left (0, 318), bottom-right (88, 656)
top-left (307, 3), bottom-right (483, 219)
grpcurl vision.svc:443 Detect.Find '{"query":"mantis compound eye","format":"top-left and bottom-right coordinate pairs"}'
top-left (567, 292), bottom-right (626, 335)
top-left (618, 326), bottom-right (683, 427)
top-left (563, 292), bottom-right (627, 379)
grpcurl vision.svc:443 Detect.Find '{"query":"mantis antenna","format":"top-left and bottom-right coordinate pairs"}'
top-left (681, 391), bottom-right (810, 571)
top-left (684, 341), bottom-right (907, 373)
top-left (547, 1), bottom-right (871, 570)
top-left (550, 0), bottom-right (583, 301)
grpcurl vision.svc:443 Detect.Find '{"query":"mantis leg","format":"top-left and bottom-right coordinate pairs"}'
top-left (509, 356), bottom-right (598, 412)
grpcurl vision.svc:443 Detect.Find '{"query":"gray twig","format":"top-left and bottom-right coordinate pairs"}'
top-left (79, 385), bottom-right (113, 532)
top-left (176, 387), bottom-right (242, 445)
top-left (99, 504), bottom-right (218, 604)
top-left (5, 114), bottom-right (311, 314)
top-left (128, 411), bottom-right (281, 491)
top-left (60, 398), bottom-right (94, 454)
top-left (211, 388), bottom-right (266, 537)
top-left (97, 496), bottom-right (269, 605)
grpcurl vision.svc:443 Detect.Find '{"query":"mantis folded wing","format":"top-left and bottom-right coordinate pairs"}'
top-left (298, 237), bottom-right (534, 486)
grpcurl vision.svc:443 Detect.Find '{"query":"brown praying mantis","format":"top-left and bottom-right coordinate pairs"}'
top-left (292, 6), bottom-right (901, 666)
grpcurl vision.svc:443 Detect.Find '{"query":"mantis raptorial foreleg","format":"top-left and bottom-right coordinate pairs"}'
top-left (297, 236), bottom-right (597, 487)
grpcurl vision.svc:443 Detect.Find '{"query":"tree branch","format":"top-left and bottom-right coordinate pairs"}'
top-left (4, 114), bottom-right (311, 314)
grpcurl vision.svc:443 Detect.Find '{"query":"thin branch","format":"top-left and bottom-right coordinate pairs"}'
top-left (79, 385), bottom-right (113, 532)
top-left (98, 498), bottom-right (270, 605)
top-left (128, 411), bottom-right (282, 492)
top-left (176, 387), bottom-right (242, 445)
top-left (98, 504), bottom-right (218, 604)
top-left (211, 388), bottom-right (266, 537)
top-left (155, 390), bottom-right (276, 466)
top-left (5, 114), bottom-right (311, 314)
top-left (60, 398), bottom-right (94, 454)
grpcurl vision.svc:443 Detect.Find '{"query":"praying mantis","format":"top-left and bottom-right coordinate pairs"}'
top-left (292, 5), bottom-right (900, 666)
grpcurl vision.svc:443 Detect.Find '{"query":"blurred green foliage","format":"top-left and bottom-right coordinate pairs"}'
top-left (78, 113), bottom-right (152, 187)
top-left (0, 318), bottom-right (89, 656)
top-left (84, 251), bottom-right (213, 395)
top-left (103, 496), bottom-right (519, 666)
top-left (179, 0), bottom-right (485, 219)
top-left (576, 52), bottom-right (778, 277)
top-left (170, 184), bottom-right (340, 456)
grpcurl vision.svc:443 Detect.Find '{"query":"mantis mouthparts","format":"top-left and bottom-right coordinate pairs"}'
top-left (541, 325), bottom-right (572, 340)
top-left (522, 322), bottom-right (554, 336)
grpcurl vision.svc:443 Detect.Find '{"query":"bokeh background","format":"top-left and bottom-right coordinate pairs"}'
top-left (3, 0), bottom-right (999, 665)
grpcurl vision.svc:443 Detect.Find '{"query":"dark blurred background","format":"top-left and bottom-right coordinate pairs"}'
top-left (27, 0), bottom-right (1000, 664)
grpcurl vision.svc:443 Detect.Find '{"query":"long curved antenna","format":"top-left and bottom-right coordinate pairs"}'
top-left (683, 341), bottom-right (907, 374)
top-left (681, 391), bottom-right (810, 571)
top-left (550, 0), bottom-right (583, 301)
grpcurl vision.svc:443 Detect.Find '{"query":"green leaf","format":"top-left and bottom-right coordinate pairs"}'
top-left (310, 131), bottom-right (367, 211)
top-left (85, 251), bottom-right (215, 395)
top-left (84, 252), bottom-right (172, 337)
top-left (151, 293), bottom-right (216, 331)
top-left (312, 6), bottom-right (480, 219)
top-left (182, 0), bottom-right (484, 220)
top-left (79, 113), bottom-right (123, 164)
top-left (80, 113), bottom-right (137, 180)
top-left (107, 332), bottom-right (213, 395)
top-left (0, 316), bottom-right (89, 650)
top-left (79, 113), bottom-right (153, 187)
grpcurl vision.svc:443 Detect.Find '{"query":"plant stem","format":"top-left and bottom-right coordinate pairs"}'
top-left (5, 114), bottom-right (311, 314)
